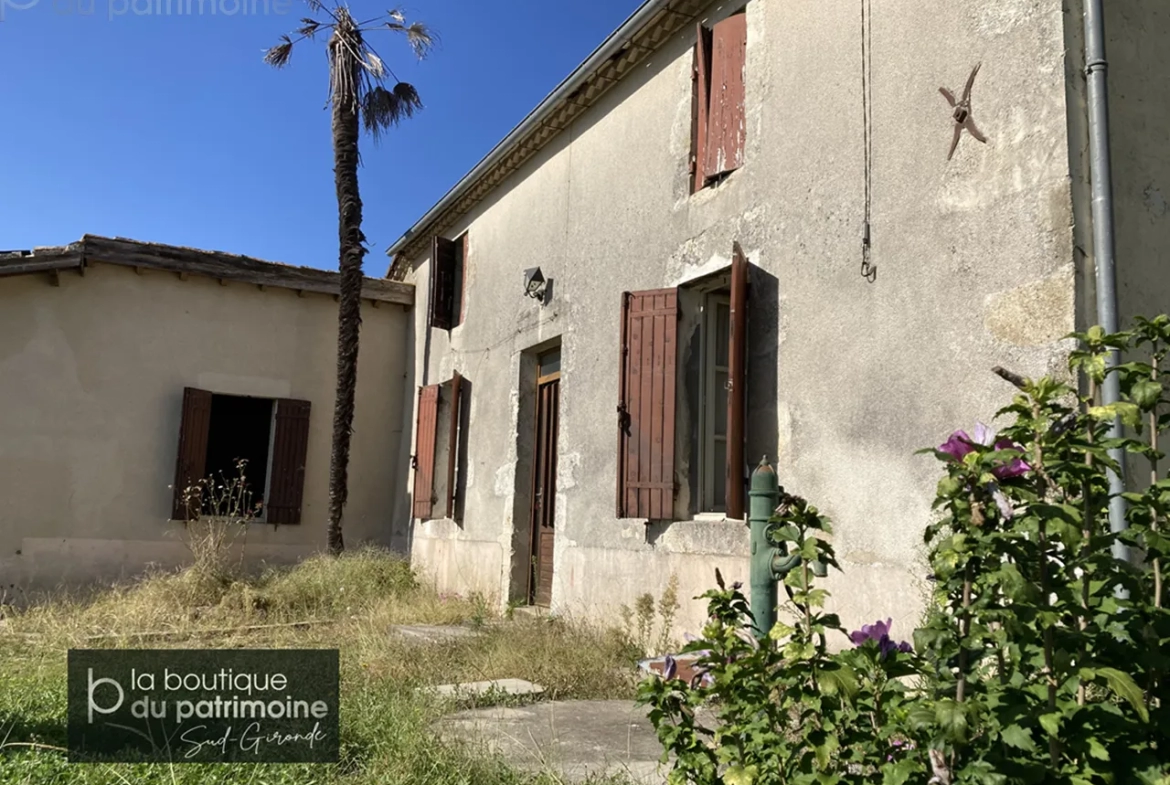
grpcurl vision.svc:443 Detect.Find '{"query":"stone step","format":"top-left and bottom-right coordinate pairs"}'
top-left (425, 678), bottom-right (546, 700)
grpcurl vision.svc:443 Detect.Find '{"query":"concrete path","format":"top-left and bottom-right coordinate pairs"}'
top-left (437, 699), bottom-right (670, 784)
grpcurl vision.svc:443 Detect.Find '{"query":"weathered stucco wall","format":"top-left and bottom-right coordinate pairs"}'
top-left (401, 0), bottom-right (1077, 637)
top-left (0, 262), bottom-right (409, 591)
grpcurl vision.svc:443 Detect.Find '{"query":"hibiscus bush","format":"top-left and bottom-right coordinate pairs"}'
top-left (638, 319), bottom-right (1170, 784)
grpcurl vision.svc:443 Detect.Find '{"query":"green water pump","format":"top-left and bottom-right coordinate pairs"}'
top-left (746, 456), bottom-right (824, 638)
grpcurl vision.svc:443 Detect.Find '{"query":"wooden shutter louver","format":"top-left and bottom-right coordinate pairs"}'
top-left (617, 289), bottom-right (678, 519)
top-left (429, 236), bottom-right (458, 330)
top-left (705, 13), bottom-right (747, 180)
top-left (446, 371), bottom-right (463, 521)
top-left (267, 398), bottom-right (312, 524)
top-left (727, 243), bottom-right (749, 519)
top-left (172, 387), bottom-right (212, 520)
top-left (692, 23), bottom-right (714, 193)
top-left (413, 384), bottom-right (440, 519)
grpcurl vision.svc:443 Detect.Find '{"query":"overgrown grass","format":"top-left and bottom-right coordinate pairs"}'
top-left (0, 548), bottom-right (642, 784)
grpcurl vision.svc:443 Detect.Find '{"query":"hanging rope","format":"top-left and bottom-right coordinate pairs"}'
top-left (860, 0), bottom-right (876, 283)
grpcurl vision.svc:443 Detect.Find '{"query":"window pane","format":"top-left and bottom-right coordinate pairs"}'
top-left (713, 438), bottom-right (727, 510)
top-left (715, 302), bottom-right (730, 367)
top-left (714, 371), bottom-right (728, 436)
top-left (539, 350), bottom-right (561, 377)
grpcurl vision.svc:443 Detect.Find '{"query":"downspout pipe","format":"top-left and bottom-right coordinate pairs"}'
top-left (1083, 0), bottom-right (1129, 566)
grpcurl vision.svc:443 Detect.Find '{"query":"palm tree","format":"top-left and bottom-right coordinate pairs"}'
top-left (266, 3), bottom-right (433, 555)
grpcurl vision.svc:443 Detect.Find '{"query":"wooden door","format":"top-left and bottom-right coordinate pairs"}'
top-left (529, 349), bottom-right (561, 606)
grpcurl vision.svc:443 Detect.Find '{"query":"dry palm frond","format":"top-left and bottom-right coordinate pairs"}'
top-left (364, 51), bottom-right (386, 78)
top-left (264, 34), bottom-right (293, 67)
top-left (362, 83), bottom-right (422, 139)
top-left (386, 20), bottom-right (435, 59)
top-left (297, 17), bottom-right (322, 38)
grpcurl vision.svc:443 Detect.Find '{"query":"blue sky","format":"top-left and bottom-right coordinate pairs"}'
top-left (0, 0), bottom-right (641, 270)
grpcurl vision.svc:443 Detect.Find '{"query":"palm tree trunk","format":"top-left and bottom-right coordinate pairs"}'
top-left (326, 48), bottom-right (365, 556)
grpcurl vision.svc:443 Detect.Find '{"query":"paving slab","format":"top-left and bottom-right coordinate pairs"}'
top-left (427, 678), bottom-right (546, 700)
top-left (391, 623), bottom-right (483, 644)
top-left (437, 700), bottom-right (671, 784)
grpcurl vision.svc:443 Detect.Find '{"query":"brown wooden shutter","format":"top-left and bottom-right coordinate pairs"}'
top-left (458, 233), bottom-right (469, 327)
top-left (429, 236), bottom-right (458, 330)
top-left (693, 23), bottom-right (714, 193)
top-left (446, 371), bottom-right (463, 521)
top-left (727, 243), bottom-right (749, 520)
top-left (617, 289), bottom-right (678, 519)
top-left (172, 387), bottom-right (212, 520)
top-left (413, 384), bottom-right (440, 519)
top-left (705, 13), bottom-right (747, 179)
top-left (267, 398), bottom-right (312, 524)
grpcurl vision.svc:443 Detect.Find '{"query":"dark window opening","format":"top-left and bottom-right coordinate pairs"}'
top-left (204, 394), bottom-right (273, 511)
top-left (172, 388), bottom-right (311, 524)
top-left (429, 232), bottom-right (468, 330)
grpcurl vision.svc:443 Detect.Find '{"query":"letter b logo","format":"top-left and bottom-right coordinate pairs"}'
top-left (87, 668), bottom-right (124, 724)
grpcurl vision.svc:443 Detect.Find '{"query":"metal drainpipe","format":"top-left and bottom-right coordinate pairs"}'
top-left (1083, 0), bottom-right (1130, 567)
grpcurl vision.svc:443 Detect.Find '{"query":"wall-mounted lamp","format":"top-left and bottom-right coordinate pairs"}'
top-left (523, 267), bottom-right (548, 304)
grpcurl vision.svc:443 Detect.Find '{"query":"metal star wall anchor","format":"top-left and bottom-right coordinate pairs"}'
top-left (939, 63), bottom-right (988, 160)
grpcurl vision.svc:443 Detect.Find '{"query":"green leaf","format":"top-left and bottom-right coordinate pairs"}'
top-left (1096, 667), bottom-right (1150, 722)
top-left (769, 621), bottom-right (796, 640)
top-left (1086, 737), bottom-right (1110, 761)
top-left (1038, 712), bottom-right (1062, 737)
top-left (1133, 379), bottom-right (1164, 410)
top-left (1089, 402), bottom-right (1143, 428)
top-left (935, 699), bottom-right (968, 741)
top-left (937, 476), bottom-right (963, 498)
top-left (769, 524), bottom-right (800, 543)
top-left (816, 664), bottom-right (859, 698)
top-left (724, 764), bottom-right (758, 785)
top-left (1000, 723), bottom-right (1037, 751)
top-left (783, 640), bottom-right (816, 661)
top-left (881, 760), bottom-right (916, 785)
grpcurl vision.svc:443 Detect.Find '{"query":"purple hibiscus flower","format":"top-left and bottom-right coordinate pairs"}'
top-left (938, 422), bottom-right (1031, 480)
top-left (849, 618), bottom-right (912, 660)
top-left (939, 422), bottom-right (1031, 520)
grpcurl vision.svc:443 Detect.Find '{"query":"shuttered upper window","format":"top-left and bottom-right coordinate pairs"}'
top-left (428, 233), bottom-right (467, 330)
top-left (412, 372), bottom-right (465, 521)
top-left (617, 244), bottom-right (749, 521)
top-left (172, 388), bottom-right (311, 523)
top-left (691, 10), bottom-right (747, 193)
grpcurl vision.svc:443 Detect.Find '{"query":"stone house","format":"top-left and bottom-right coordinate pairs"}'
top-left (0, 235), bottom-right (413, 591)
top-left (386, 0), bottom-right (1170, 635)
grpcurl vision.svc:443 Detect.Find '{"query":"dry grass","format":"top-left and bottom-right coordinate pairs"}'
top-left (0, 547), bottom-right (643, 784)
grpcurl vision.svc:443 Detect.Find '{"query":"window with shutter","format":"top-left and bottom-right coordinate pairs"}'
top-left (413, 384), bottom-right (440, 519)
top-left (623, 243), bottom-right (751, 521)
top-left (691, 9), bottom-right (747, 191)
top-left (457, 233), bottom-right (468, 326)
top-left (266, 398), bottom-right (312, 524)
top-left (171, 389), bottom-right (307, 523)
top-left (445, 371), bottom-right (463, 520)
top-left (616, 288), bottom-right (678, 520)
top-left (705, 12), bottom-right (748, 180)
top-left (414, 376), bottom-right (466, 522)
top-left (691, 23), bottom-right (713, 193)
top-left (172, 387), bottom-right (213, 520)
top-left (429, 236), bottom-right (458, 330)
